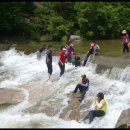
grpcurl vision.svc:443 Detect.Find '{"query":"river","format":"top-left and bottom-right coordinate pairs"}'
top-left (0, 40), bottom-right (130, 128)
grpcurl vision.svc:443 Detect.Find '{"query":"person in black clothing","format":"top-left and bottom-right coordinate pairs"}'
top-left (37, 44), bottom-right (46, 60)
top-left (72, 52), bottom-right (81, 67)
top-left (46, 45), bottom-right (53, 80)
top-left (72, 73), bottom-right (89, 103)
top-left (79, 92), bottom-right (107, 124)
top-left (83, 43), bottom-right (94, 66)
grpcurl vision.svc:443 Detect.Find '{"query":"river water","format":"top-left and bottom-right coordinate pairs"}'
top-left (0, 46), bottom-right (130, 128)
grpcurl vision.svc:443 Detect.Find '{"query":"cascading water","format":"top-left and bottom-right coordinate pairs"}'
top-left (0, 48), bottom-right (130, 128)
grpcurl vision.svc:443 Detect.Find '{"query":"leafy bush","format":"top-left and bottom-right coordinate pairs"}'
top-left (40, 34), bottom-right (52, 42)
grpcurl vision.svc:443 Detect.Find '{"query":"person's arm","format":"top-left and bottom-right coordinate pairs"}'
top-left (90, 97), bottom-right (97, 110)
top-left (95, 99), bottom-right (105, 108)
top-left (59, 57), bottom-right (63, 65)
top-left (97, 44), bottom-right (100, 49)
top-left (58, 53), bottom-right (63, 65)
top-left (46, 52), bottom-right (50, 62)
top-left (81, 79), bottom-right (89, 87)
top-left (81, 82), bottom-right (89, 87)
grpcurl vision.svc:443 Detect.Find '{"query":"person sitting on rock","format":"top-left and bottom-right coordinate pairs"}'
top-left (79, 92), bottom-right (107, 124)
top-left (72, 73), bottom-right (89, 103)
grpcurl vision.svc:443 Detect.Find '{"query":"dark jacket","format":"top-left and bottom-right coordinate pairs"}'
top-left (88, 47), bottom-right (94, 55)
top-left (74, 56), bottom-right (80, 67)
top-left (81, 77), bottom-right (89, 90)
top-left (39, 46), bottom-right (45, 53)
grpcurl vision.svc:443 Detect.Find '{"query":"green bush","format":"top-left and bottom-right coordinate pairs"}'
top-left (75, 30), bottom-right (81, 36)
top-left (61, 35), bottom-right (67, 42)
top-left (86, 31), bottom-right (94, 38)
top-left (40, 34), bottom-right (52, 42)
top-left (31, 32), bottom-right (41, 42)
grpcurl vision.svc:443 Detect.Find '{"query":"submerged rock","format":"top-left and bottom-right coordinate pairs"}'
top-left (115, 108), bottom-right (130, 128)
top-left (0, 88), bottom-right (25, 106)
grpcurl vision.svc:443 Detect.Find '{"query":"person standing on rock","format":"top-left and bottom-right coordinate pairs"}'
top-left (79, 92), bottom-right (107, 124)
top-left (122, 30), bottom-right (129, 53)
top-left (46, 45), bottom-right (53, 80)
top-left (93, 41), bottom-right (100, 55)
top-left (83, 43), bottom-right (95, 66)
top-left (72, 73), bottom-right (89, 103)
top-left (66, 42), bottom-right (73, 63)
top-left (58, 46), bottom-right (66, 77)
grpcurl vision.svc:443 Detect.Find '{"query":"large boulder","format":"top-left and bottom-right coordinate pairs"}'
top-left (0, 88), bottom-right (25, 106)
top-left (70, 35), bottom-right (81, 42)
top-left (115, 108), bottom-right (130, 128)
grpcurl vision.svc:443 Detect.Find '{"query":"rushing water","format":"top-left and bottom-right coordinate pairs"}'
top-left (0, 47), bottom-right (130, 128)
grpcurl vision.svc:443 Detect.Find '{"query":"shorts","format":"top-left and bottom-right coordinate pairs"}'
top-left (46, 61), bottom-right (53, 75)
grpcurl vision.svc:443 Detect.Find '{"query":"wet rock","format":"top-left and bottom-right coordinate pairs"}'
top-left (59, 92), bottom-right (91, 121)
top-left (92, 56), bottom-right (130, 69)
top-left (95, 64), bottom-right (111, 74)
top-left (0, 88), bottom-right (25, 106)
top-left (115, 108), bottom-right (130, 128)
top-left (70, 35), bottom-right (81, 42)
top-left (69, 110), bottom-right (80, 121)
top-left (0, 44), bottom-right (12, 51)
top-left (22, 80), bottom-right (91, 121)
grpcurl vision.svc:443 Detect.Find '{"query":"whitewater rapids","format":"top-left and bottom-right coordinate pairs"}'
top-left (0, 48), bottom-right (130, 128)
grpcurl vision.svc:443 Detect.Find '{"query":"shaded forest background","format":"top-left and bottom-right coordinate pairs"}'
top-left (0, 2), bottom-right (130, 42)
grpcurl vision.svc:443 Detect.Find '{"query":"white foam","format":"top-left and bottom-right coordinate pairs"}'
top-left (0, 48), bottom-right (130, 128)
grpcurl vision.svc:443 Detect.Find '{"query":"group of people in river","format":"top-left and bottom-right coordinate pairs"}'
top-left (35, 29), bottom-right (130, 124)
top-left (36, 32), bottom-right (108, 124)
top-left (36, 41), bottom-right (100, 80)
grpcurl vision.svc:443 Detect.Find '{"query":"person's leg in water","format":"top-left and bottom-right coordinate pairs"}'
top-left (79, 89), bottom-right (88, 103)
top-left (83, 53), bottom-right (89, 66)
top-left (123, 44), bottom-right (128, 53)
top-left (58, 62), bottom-right (65, 77)
top-left (47, 62), bottom-right (53, 80)
top-left (66, 55), bottom-right (69, 63)
top-left (62, 64), bottom-right (65, 75)
top-left (88, 110), bottom-right (105, 123)
top-left (126, 44), bottom-right (129, 53)
top-left (73, 84), bottom-right (82, 93)
top-left (79, 112), bottom-right (90, 123)
top-left (123, 44), bottom-right (125, 53)
top-left (67, 55), bottom-right (72, 63)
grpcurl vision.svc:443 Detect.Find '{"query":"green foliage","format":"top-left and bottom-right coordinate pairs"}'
top-left (40, 34), bottom-right (52, 42)
top-left (61, 35), bottom-right (67, 42)
top-left (1, 2), bottom-right (130, 41)
top-left (47, 16), bottom-right (69, 41)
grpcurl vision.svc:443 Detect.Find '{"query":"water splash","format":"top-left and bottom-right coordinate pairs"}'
top-left (0, 48), bottom-right (130, 128)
